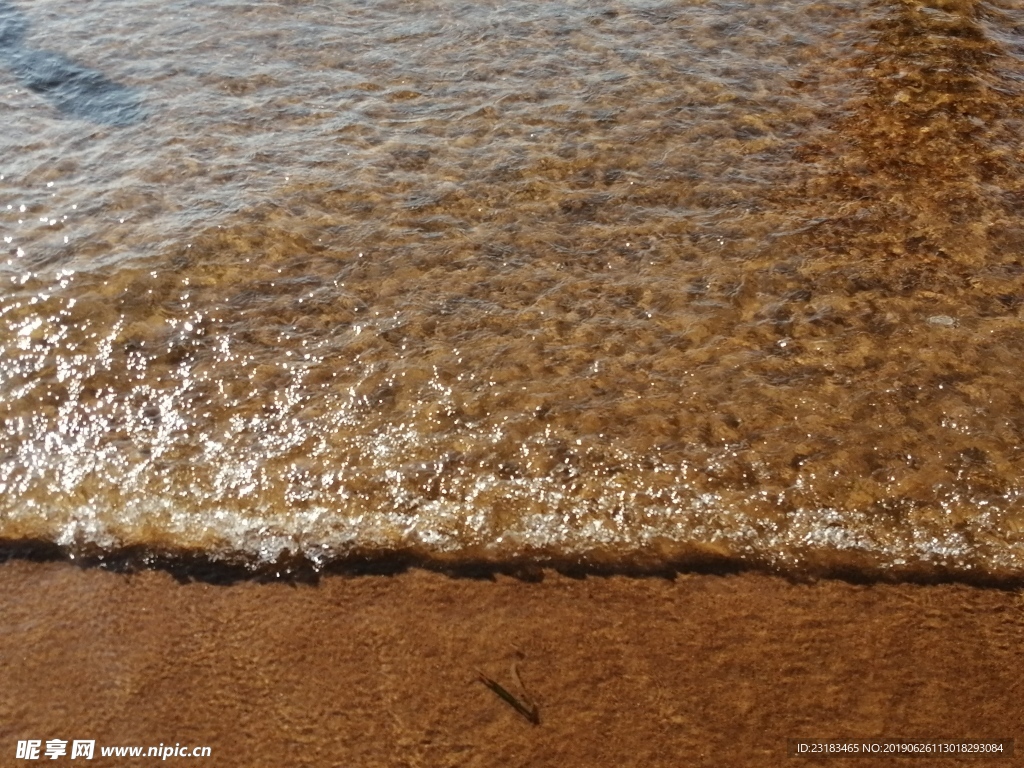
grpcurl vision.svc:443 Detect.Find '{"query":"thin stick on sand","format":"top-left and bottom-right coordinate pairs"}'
top-left (477, 664), bottom-right (540, 726)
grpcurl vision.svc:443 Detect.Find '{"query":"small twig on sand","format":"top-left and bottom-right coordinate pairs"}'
top-left (477, 666), bottom-right (540, 725)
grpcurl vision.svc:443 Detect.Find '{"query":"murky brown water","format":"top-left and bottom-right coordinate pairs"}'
top-left (2, 0), bottom-right (1024, 578)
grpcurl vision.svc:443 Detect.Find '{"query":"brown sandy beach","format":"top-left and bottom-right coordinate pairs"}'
top-left (1, 559), bottom-right (1022, 768)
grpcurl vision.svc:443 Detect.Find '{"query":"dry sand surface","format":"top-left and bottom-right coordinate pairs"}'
top-left (1, 558), bottom-right (1022, 767)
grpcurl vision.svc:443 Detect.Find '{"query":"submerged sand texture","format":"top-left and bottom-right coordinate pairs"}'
top-left (3, 0), bottom-right (1024, 578)
top-left (1, 560), bottom-right (1022, 767)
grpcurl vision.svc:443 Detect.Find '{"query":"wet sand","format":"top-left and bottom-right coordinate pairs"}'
top-left (1, 559), bottom-right (1022, 767)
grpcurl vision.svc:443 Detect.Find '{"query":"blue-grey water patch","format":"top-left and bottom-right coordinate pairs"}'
top-left (0, 0), bottom-right (143, 125)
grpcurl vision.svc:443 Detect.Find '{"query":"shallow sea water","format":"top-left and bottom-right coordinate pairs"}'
top-left (2, 0), bottom-right (1024, 578)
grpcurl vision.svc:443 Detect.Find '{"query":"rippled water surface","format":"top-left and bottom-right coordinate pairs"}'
top-left (3, 0), bottom-right (1024, 578)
